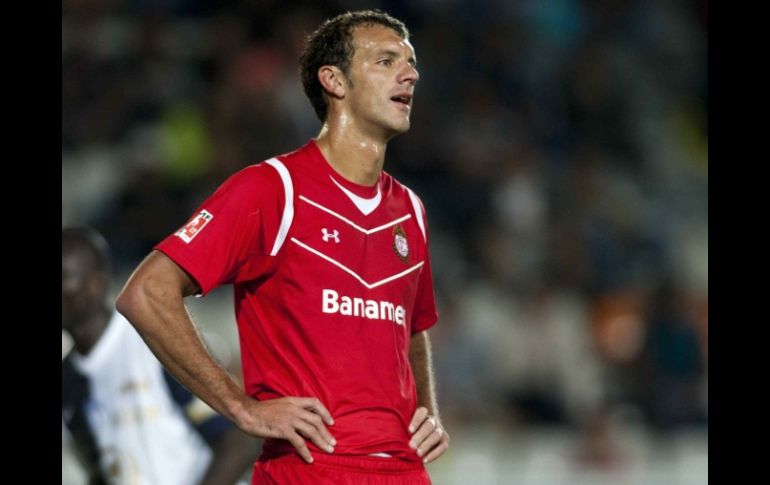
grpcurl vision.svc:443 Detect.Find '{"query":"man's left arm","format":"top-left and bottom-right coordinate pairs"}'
top-left (408, 331), bottom-right (450, 464)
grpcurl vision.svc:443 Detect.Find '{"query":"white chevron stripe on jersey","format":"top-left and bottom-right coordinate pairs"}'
top-left (299, 195), bottom-right (411, 235)
top-left (291, 237), bottom-right (424, 289)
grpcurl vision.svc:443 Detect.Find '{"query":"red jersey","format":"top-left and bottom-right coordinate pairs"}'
top-left (156, 140), bottom-right (438, 461)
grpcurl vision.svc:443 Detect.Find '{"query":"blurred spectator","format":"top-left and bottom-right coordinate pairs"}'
top-left (638, 277), bottom-right (707, 431)
top-left (62, 227), bottom-right (259, 484)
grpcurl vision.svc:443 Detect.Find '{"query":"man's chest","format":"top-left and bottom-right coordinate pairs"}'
top-left (284, 182), bottom-right (426, 286)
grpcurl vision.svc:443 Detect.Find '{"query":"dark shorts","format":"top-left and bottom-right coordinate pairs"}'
top-left (252, 453), bottom-right (432, 484)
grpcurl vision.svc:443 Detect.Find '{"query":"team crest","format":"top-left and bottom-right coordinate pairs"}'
top-left (175, 210), bottom-right (213, 243)
top-left (392, 225), bottom-right (409, 263)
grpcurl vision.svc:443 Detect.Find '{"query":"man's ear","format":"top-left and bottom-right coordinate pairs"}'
top-left (318, 66), bottom-right (347, 99)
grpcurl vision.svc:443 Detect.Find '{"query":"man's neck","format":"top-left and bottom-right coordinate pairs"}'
top-left (314, 122), bottom-right (389, 187)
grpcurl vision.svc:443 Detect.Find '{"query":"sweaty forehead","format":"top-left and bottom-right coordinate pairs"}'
top-left (352, 25), bottom-right (415, 58)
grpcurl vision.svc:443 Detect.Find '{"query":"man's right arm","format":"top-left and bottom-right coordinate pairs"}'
top-left (115, 250), bottom-right (337, 463)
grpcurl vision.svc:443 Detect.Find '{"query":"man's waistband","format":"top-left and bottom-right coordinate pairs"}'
top-left (259, 443), bottom-right (423, 473)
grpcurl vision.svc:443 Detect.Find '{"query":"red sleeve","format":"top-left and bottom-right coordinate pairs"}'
top-left (155, 163), bottom-right (285, 296)
top-left (410, 196), bottom-right (439, 334)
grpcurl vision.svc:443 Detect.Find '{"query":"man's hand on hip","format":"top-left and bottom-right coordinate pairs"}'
top-left (408, 406), bottom-right (450, 464)
top-left (235, 396), bottom-right (336, 464)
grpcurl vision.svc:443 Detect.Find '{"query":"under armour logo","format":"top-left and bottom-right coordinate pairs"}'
top-left (321, 228), bottom-right (340, 243)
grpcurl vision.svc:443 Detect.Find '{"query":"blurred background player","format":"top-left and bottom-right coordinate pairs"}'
top-left (62, 226), bottom-right (260, 484)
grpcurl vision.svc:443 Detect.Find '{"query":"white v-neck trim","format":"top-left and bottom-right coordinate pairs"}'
top-left (329, 176), bottom-right (381, 215)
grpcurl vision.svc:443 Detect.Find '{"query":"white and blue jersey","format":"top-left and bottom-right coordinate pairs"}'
top-left (62, 312), bottom-right (232, 485)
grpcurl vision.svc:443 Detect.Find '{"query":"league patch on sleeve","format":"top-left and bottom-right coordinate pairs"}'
top-left (175, 210), bottom-right (213, 243)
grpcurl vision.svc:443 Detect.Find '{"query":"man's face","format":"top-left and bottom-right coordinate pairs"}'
top-left (342, 24), bottom-right (419, 138)
top-left (62, 247), bottom-right (98, 332)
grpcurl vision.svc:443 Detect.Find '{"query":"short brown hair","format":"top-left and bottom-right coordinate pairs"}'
top-left (299, 10), bottom-right (410, 122)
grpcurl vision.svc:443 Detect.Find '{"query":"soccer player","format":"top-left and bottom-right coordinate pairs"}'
top-left (116, 9), bottom-right (449, 484)
top-left (62, 227), bottom-right (259, 484)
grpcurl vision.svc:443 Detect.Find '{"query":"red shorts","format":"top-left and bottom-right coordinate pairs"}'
top-left (252, 452), bottom-right (432, 484)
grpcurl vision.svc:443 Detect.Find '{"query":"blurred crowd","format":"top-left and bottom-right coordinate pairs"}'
top-left (62, 0), bottom-right (707, 445)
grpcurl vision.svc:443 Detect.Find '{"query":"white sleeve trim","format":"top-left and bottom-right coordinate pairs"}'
top-left (265, 158), bottom-right (294, 256)
top-left (407, 189), bottom-right (426, 242)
